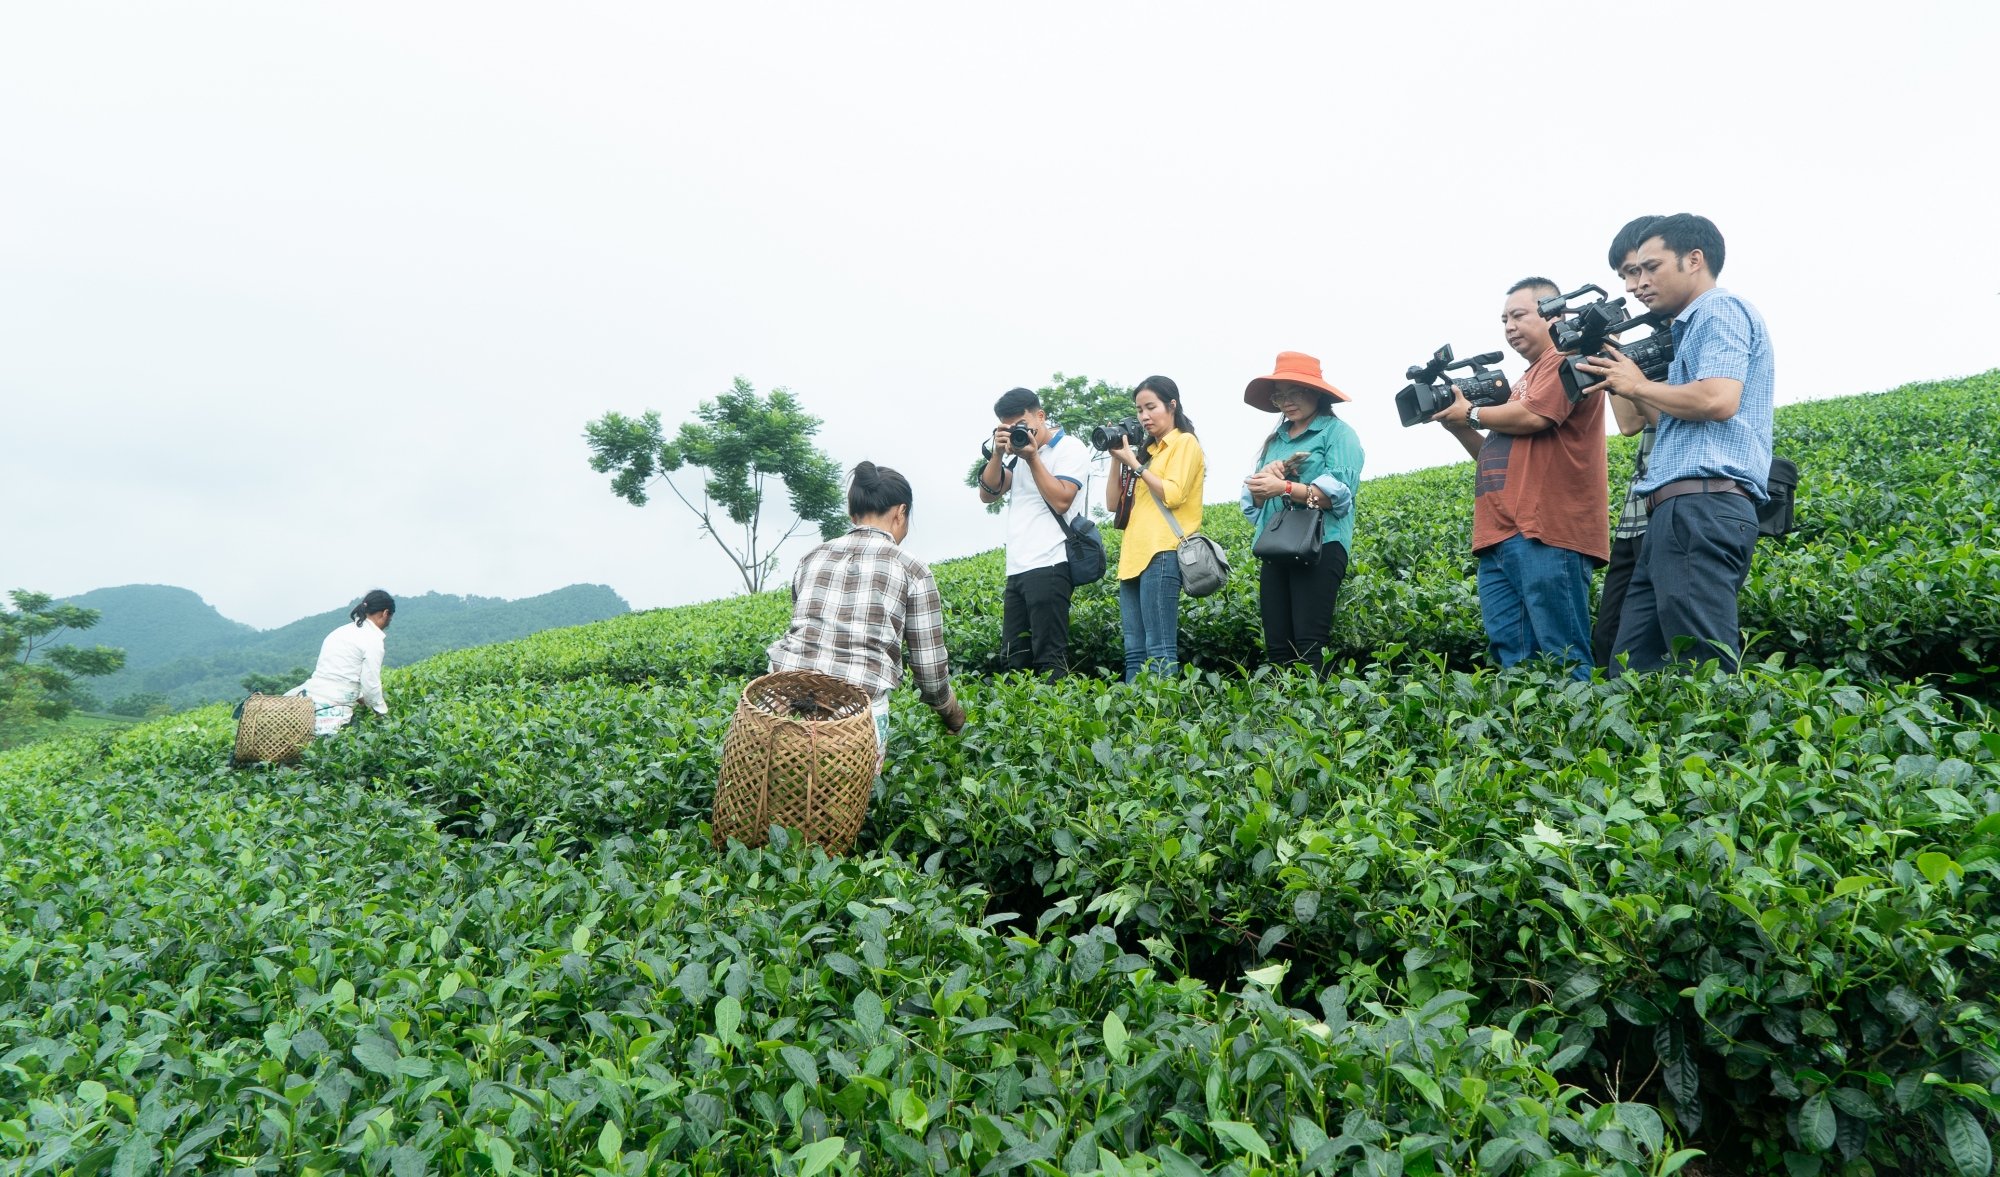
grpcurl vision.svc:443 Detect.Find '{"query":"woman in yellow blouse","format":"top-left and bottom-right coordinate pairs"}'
top-left (1104, 376), bottom-right (1206, 681)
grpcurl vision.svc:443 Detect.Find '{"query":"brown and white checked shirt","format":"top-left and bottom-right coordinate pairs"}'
top-left (766, 527), bottom-right (958, 714)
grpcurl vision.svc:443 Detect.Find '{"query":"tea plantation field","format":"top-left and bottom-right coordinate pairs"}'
top-left (3, 372), bottom-right (1998, 1176)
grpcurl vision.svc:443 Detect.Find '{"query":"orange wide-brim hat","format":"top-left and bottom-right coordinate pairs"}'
top-left (1244, 351), bottom-right (1350, 413)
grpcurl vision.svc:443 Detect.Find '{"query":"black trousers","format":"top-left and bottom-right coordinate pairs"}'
top-left (1258, 543), bottom-right (1349, 674)
top-left (1611, 493), bottom-right (1758, 675)
top-left (1000, 564), bottom-right (1074, 677)
top-left (1592, 533), bottom-right (1644, 671)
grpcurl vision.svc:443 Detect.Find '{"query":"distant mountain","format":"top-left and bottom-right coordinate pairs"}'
top-left (54, 584), bottom-right (630, 711)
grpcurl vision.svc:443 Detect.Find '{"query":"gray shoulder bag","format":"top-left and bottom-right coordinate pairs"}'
top-left (1145, 483), bottom-right (1230, 597)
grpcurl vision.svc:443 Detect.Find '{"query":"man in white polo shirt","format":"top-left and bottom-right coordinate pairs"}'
top-left (976, 387), bottom-right (1091, 677)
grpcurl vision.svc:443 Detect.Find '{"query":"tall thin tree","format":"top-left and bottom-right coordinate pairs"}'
top-left (586, 378), bottom-right (847, 594)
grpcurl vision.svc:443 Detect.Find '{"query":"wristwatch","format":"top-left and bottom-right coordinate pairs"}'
top-left (1466, 405), bottom-right (1483, 430)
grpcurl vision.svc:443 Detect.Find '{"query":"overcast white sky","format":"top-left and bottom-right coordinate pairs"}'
top-left (5, 3), bottom-right (1996, 629)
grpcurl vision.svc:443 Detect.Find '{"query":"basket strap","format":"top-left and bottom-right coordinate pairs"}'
top-left (805, 715), bottom-right (819, 826)
top-left (756, 703), bottom-right (776, 832)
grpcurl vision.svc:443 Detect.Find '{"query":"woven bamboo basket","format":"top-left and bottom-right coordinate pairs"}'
top-left (233, 693), bottom-right (315, 766)
top-left (712, 671), bottom-right (879, 854)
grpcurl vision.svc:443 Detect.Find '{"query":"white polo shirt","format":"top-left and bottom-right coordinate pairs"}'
top-left (1003, 429), bottom-right (1090, 576)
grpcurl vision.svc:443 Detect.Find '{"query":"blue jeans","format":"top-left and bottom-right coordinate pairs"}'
top-left (1477, 534), bottom-right (1594, 681)
top-left (1118, 550), bottom-right (1182, 681)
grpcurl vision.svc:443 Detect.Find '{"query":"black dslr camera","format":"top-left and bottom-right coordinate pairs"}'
top-left (980, 420), bottom-right (1037, 460)
top-left (1090, 418), bottom-right (1145, 452)
top-left (1538, 284), bottom-right (1675, 402)
top-left (1395, 345), bottom-right (1511, 428)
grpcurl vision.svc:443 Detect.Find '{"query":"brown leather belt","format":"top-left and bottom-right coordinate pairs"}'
top-left (1646, 477), bottom-right (1748, 512)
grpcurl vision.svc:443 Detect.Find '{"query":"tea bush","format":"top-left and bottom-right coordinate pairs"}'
top-left (2, 760), bottom-right (1672, 1175)
top-left (872, 662), bottom-right (2000, 1174)
top-left (6, 371), bottom-right (1999, 1176)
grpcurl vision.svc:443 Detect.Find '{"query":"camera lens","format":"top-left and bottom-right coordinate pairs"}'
top-left (1008, 423), bottom-right (1033, 449)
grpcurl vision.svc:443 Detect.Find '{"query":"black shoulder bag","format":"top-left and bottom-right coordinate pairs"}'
top-left (1048, 497), bottom-right (1107, 585)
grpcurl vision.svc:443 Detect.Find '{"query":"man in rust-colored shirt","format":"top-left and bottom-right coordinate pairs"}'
top-left (1431, 276), bottom-right (1608, 680)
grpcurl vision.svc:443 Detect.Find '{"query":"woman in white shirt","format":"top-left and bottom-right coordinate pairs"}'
top-left (290, 589), bottom-right (394, 735)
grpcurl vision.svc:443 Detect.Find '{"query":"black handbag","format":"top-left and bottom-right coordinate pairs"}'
top-left (1252, 504), bottom-right (1323, 566)
top-left (1047, 499), bottom-right (1107, 585)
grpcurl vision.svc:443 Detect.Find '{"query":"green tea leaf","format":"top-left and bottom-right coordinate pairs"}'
top-left (1208, 1120), bottom-right (1271, 1161)
top-left (853, 989), bottom-right (884, 1045)
top-left (1916, 851), bottom-right (1958, 885)
top-left (1391, 1063), bottom-right (1446, 1111)
top-left (954, 1016), bottom-right (1016, 1038)
top-left (715, 994), bottom-right (743, 1048)
top-left (793, 1136), bottom-right (845, 1177)
top-left (1103, 1011), bottom-right (1129, 1065)
top-left (893, 1088), bottom-right (929, 1134)
top-left (352, 1036), bottom-right (399, 1077)
top-left (1797, 1092), bottom-right (1836, 1152)
top-left (780, 1045), bottom-right (820, 1088)
top-left (1940, 1100), bottom-right (1993, 1177)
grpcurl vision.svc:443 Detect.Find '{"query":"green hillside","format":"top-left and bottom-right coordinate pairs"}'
top-left (52, 583), bottom-right (633, 712)
top-left (3, 372), bottom-right (1997, 1175)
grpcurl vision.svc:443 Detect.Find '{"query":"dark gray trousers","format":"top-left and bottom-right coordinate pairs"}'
top-left (1609, 493), bottom-right (1758, 675)
top-left (1592, 533), bottom-right (1644, 671)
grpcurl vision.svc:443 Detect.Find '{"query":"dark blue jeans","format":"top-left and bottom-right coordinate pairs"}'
top-left (1611, 492), bottom-right (1758, 674)
top-left (1477, 534), bottom-right (1594, 681)
top-left (1118, 549), bottom-right (1182, 681)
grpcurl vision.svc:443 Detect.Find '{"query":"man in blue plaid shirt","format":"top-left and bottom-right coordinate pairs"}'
top-left (1579, 213), bottom-right (1774, 673)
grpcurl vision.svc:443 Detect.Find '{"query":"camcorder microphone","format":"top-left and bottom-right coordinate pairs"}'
top-left (1394, 344), bottom-right (1511, 428)
top-left (1538, 285), bottom-right (1676, 401)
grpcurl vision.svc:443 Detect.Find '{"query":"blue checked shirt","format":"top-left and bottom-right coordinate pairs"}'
top-left (1635, 287), bottom-right (1775, 502)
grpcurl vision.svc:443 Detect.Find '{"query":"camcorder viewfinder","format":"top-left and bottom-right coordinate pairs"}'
top-left (1538, 285), bottom-right (1676, 402)
top-left (1394, 344), bottom-right (1512, 428)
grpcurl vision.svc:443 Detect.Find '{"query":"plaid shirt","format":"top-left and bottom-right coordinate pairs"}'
top-left (766, 527), bottom-right (957, 712)
top-left (1613, 424), bottom-right (1657, 540)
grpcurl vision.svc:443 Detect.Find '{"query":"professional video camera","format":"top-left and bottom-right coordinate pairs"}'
top-left (1090, 418), bottom-right (1145, 452)
top-left (1537, 284), bottom-right (1675, 402)
top-left (1394, 345), bottom-right (1511, 428)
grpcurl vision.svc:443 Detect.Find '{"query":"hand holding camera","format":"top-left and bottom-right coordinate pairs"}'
top-left (985, 420), bottom-right (1038, 461)
top-left (1394, 345), bottom-right (1512, 428)
top-left (1575, 343), bottom-right (1647, 397)
top-left (1538, 285), bottom-right (1675, 400)
top-left (1091, 418), bottom-right (1146, 468)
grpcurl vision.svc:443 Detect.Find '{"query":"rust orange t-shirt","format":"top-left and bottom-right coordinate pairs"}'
top-left (1470, 348), bottom-right (1609, 563)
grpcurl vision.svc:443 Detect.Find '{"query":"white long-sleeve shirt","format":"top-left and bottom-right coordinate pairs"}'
top-left (294, 620), bottom-right (388, 714)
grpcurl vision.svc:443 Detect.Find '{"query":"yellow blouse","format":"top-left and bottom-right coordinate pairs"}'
top-left (1116, 429), bottom-right (1206, 580)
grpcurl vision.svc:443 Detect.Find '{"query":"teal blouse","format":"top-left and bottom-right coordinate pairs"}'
top-left (1241, 413), bottom-right (1365, 552)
